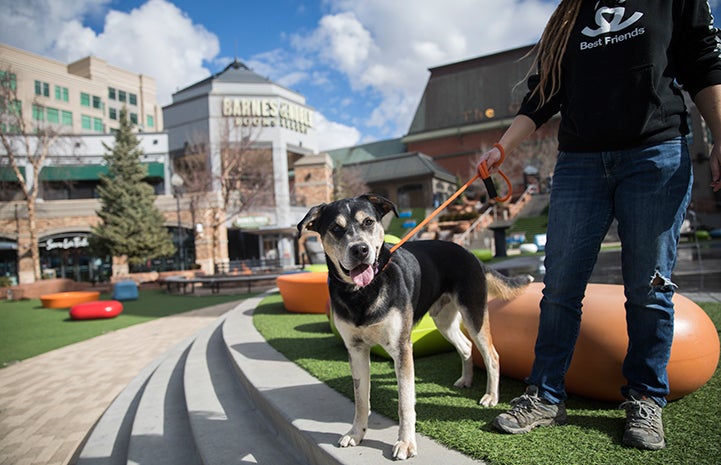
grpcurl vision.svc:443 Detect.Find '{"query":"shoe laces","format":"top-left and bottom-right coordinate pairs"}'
top-left (620, 398), bottom-right (660, 429)
top-left (507, 391), bottom-right (544, 420)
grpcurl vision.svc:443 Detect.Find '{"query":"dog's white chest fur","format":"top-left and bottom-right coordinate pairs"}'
top-left (333, 307), bottom-right (405, 352)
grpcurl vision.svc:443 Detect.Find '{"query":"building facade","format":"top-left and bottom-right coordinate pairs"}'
top-left (403, 45), bottom-right (718, 224)
top-left (0, 43), bottom-right (162, 135)
top-left (162, 59), bottom-right (325, 271)
top-left (0, 44), bottom-right (179, 284)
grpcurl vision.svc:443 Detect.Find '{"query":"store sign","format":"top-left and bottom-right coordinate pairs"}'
top-left (234, 215), bottom-right (271, 229)
top-left (44, 236), bottom-right (90, 251)
top-left (221, 98), bottom-right (313, 134)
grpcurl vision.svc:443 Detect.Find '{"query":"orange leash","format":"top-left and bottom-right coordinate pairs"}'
top-left (389, 143), bottom-right (512, 254)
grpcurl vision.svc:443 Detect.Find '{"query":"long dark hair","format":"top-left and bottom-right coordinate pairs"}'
top-left (527, 0), bottom-right (582, 106)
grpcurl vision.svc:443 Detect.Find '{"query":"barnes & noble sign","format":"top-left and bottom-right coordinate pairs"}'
top-left (222, 98), bottom-right (313, 134)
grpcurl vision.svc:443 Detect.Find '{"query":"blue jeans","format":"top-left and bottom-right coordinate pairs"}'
top-left (527, 138), bottom-right (693, 408)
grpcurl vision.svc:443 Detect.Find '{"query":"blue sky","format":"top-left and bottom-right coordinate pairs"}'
top-left (1, 0), bottom-right (720, 151)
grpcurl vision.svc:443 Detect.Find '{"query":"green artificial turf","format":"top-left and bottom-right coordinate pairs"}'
top-left (254, 295), bottom-right (721, 465)
top-left (0, 289), bottom-right (246, 367)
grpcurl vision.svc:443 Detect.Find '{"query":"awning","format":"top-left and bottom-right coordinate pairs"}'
top-left (0, 166), bottom-right (25, 182)
top-left (40, 162), bottom-right (164, 181)
top-left (0, 240), bottom-right (17, 250)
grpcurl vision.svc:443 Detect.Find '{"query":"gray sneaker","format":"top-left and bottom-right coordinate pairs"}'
top-left (493, 386), bottom-right (567, 434)
top-left (619, 390), bottom-right (666, 450)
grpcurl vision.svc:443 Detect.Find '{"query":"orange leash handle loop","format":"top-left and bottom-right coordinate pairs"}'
top-left (478, 143), bottom-right (512, 203)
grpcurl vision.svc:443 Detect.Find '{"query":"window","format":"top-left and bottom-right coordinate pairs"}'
top-left (34, 80), bottom-right (49, 97)
top-left (61, 110), bottom-right (72, 126)
top-left (109, 108), bottom-right (117, 120)
top-left (46, 107), bottom-right (59, 124)
top-left (146, 115), bottom-right (154, 128)
top-left (130, 113), bottom-right (138, 124)
top-left (7, 99), bottom-right (21, 116)
top-left (108, 87), bottom-right (116, 100)
top-left (118, 90), bottom-right (126, 103)
top-left (32, 104), bottom-right (44, 121)
top-left (81, 115), bottom-right (92, 130)
top-left (80, 92), bottom-right (90, 107)
top-left (129, 93), bottom-right (137, 106)
top-left (93, 117), bottom-right (104, 132)
top-left (92, 95), bottom-right (102, 109)
top-left (0, 71), bottom-right (17, 90)
top-left (54, 85), bottom-right (69, 102)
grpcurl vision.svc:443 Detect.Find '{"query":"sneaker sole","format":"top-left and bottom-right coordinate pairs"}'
top-left (492, 415), bottom-right (568, 434)
top-left (622, 435), bottom-right (666, 451)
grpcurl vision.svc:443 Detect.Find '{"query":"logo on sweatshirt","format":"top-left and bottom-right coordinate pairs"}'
top-left (579, 1), bottom-right (645, 50)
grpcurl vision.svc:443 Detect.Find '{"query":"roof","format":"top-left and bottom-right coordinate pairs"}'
top-left (213, 59), bottom-right (272, 84)
top-left (326, 138), bottom-right (406, 165)
top-left (406, 45), bottom-right (536, 136)
top-left (350, 152), bottom-right (456, 184)
top-left (172, 59), bottom-right (272, 96)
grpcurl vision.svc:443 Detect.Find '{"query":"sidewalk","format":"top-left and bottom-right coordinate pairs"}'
top-left (0, 301), bottom-right (237, 465)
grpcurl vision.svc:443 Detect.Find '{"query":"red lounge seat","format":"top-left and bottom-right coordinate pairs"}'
top-left (70, 300), bottom-right (123, 320)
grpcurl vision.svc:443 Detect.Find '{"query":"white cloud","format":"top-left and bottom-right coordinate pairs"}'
top-left (314, 112), bottom-right (361, 152)
top-left (0, 0), bottom-right (110, 54)
top-left (0, 0), bottom-right (219, 106)
top-left (290, 0), bottom-right (555, 138)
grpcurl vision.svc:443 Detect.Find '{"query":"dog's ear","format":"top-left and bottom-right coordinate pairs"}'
top-left (297, 204), bottom-right (325, 237)
top-left (361, 194), bottom-right (399, 219)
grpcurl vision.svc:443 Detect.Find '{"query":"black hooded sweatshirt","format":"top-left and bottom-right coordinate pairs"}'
top-left (519, 0), bottom-right (721, 152)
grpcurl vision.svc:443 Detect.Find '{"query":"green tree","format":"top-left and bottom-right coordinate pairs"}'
top-left (92, 108), bottom-right (175, 267)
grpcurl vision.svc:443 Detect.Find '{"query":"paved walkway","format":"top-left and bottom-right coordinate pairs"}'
top-left (0, 301), bottom-right (237, 465)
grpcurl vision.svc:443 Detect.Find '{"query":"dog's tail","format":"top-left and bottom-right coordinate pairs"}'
top-left (485, 269), bottom-right (534, 301)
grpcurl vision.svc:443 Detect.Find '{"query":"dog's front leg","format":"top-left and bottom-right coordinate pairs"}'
top-left (339, 345), bottom-right (371, 448)
top-left (391, 341), bottom-right (417, 460)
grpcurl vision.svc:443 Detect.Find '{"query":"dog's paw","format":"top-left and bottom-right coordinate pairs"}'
top-left (453, 376), bottom-right (473, 389)
top-left (479, 393), bottom-right (498, 407)
top-left (338, 428), bottom-right (364, 448)
top-left (392, 439), bottom-right (417, 460)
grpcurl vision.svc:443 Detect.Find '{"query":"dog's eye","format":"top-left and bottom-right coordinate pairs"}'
top-left (362, 218), bottom-right (375, 228)
top-left (330, 224), bottom-right (345, 235)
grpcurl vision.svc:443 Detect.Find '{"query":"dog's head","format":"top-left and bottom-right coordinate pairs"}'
top-left (297, 194), bottom-right (398, 287)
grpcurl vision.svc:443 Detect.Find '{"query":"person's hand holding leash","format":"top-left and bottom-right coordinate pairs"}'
top-left (477, 145), bottom-right (504, 175)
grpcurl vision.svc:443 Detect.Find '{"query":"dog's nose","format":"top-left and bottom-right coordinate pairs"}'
top-left (350, 243), bottom-right (370, 261)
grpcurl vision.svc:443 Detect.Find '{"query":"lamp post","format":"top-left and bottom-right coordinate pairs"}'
top-left (171, 173), bottom-right (185, 271)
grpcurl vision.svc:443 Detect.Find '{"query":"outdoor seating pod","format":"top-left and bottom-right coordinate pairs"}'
top-left (40, 291), bottom-right (101, 309)
top-left (112, 280), bottom-right (139, 301)
top-left (472, 282), bottom-right (720, 402)
top-left (327, 306), bottom-right (454, 358)
top-left (276, 271), bottom-right (329, 313)
top-left (69, 300), bottom-right (123, 320)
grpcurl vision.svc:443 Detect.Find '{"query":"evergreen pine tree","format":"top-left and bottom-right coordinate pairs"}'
top-left (92, 108), bottom-right (176, 266)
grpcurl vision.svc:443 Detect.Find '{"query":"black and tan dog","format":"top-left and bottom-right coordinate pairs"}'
top-left (297, 194), bottom-right (532, 460)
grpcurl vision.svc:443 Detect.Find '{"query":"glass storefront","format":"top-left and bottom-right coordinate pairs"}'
top-left (34, 227), bottom-right (197, 281)
top-left (39, 232), bottom-right (110, 283)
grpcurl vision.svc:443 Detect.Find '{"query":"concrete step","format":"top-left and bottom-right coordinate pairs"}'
top-left (73, 291), bottom-right (483, 465)
top-left (184, 314), bottom-right (304, 465)
top-left (127, 339), bottom-right (200, 465)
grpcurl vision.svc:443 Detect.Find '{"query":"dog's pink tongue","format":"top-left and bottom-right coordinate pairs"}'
top-left (350, 264), bottom-right (374, 287)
